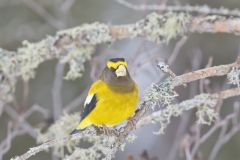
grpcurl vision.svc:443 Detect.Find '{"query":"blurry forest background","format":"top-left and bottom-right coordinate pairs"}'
top-left (0, 0), bottom-right (240, 160)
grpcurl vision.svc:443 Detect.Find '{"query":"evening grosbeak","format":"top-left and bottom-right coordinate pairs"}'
top-left (71, 58), bottom-right (139, 134)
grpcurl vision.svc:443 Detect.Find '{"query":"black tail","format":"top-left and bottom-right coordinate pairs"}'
top-left (70, 128), bottom-right (85, 135)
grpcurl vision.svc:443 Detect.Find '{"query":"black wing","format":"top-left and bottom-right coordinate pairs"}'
top-left (70, 94), bottom-right (97, 135)
top-left (80, 94), bottom-right (97, 121)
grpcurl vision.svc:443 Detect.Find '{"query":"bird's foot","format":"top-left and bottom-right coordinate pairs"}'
top-left (127, 117), bottom-right (137, 130)
top-left (135, 108), bottom-right (140, 114)
top-left (100, 125), bottom-right (113, 136)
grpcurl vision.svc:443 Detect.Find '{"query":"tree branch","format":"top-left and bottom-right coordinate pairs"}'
top-left (1, 12), bottom-right (240, 83)
top-left (0, 9), bottom-right (239, 160)
top-left (52, 63), bottom-right (65, 120)
top-left (21, 0), bottom-right (64, 29)
top-left (11, 57), bottom-right (240, 160)
top-left (115, 0), bottom-right (240, 17)
top-left (173, 57), bottom-right (240, 87)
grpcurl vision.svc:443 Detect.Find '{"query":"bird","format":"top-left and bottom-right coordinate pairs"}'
top-left (71, 58), bottom-right (139, 134)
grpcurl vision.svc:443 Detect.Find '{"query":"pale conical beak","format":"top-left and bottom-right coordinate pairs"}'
top-left (115, 65), bottom-right (127, 77)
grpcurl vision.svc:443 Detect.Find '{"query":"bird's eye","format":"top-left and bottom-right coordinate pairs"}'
top-left (110, 67), bottom-right (115, 72)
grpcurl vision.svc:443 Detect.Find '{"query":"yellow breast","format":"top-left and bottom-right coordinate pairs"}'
top-left (79, 80), bottom-right (139, 128)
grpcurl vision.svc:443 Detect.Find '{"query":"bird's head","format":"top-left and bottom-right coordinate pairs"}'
top-left (100, 58), bottom-right (134, 89)
top-left (106, 58), bottom-right (128, 77)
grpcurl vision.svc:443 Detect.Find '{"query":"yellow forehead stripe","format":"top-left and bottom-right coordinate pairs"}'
top-left (107, 61), bottom-right (127, 69)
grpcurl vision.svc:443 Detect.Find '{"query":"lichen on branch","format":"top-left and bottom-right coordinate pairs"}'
top-left (130, 12), bottom-right (190, 43)
top-left (227, 67), bottom-right (240, 87)
top-left (3, 10), bottom-right (240, 160)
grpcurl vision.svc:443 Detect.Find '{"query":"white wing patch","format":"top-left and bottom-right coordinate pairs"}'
top-left (84, 94), bottom-right (94, 107)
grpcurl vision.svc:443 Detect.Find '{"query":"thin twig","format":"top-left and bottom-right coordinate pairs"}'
top-left (138, 87), bottom-right (240, 129)
top-left (22, 104), bottom-right (48, 119)
top-left (4, 105), bottom-right (37, 138)
top-left (167, 52), bottom-right (202, 160)
top-left (21, 80), bottom-right (29, 112)
top-left (13, 132), bottom-right (93, 160)
top-left (21, 0), bottom-right (63, 29)
top-left (156, 36), bottom-right (188, 82)
top-left (1, 13), bottom-right (240, 83)
top-left (208, 102), bottom-right (240, 160)
top-left (60, 0), bottom-right (76, 14)
top-left (11, 56), bottom-right (240, 160)
top-left (52, 63), bottom-right (65, 120)
top-left (115, 0), bottom-right (240, 17)
top-left (1, 10), bottom-right (239, 160)
top-left (63, 87), bottom-right (89, 113)
top-left (199, 57), bottom-right (213, 93)
top-left (11, 87), bottom-right (240, 160)
top-left (173, 57), bottom-right (240, 87)
top-left (190, 113), bottom-right (236, 158)
top-left (0, 123), bottom-right (26, 159)
top-left (167, 36), bottom-right (188, 65)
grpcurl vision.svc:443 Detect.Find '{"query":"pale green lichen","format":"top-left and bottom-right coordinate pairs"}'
top-left (37, 112), bottom-right (81, 156)
top-left (144, 78), bottom-right (178, 110)
top-left (0, 77), bottom-right (15, 103)
top-left (0, 50), bottom-right (18, 102)
top-left (142, 78), bottom-right (178, 134)
top-left (131, 12), bottom-right (190, 43)
top-left (1, 12), bottom-right (206, 159)
top-left (227, 67), bottom-right (240, 87)
top-left (152, 106), bottom-right (175, 134)
top-left (139, 93), bottom-right (219, 134)
top-left (0, 49), bottom-right (20, 78)
top-left (16, 38), bottom-right (56, 80)
top-left (59, 44), bottom-right (95, 80)
top-left (157, 62), bottom-right (176, 77)
top-left (63, 135), bottom-right (117, 160)
top-left (0, 12), bottom-right (190, 107)
top-left (178, 94), bottom-right (219, 125)
top-left (37, 112), bottom-right (119, 160)
top-left (126, 134), bottom-right (137, 143)
top-left (57, 23), bottom-right (113, 45)
top-left (0, 22), bottom-right (101, 105)
top-left (14, 34), bottom-right (96, 81)
top-left (64, 147), bottom-right (102, 160)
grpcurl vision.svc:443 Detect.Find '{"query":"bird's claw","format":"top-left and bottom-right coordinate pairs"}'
top-left (128, 117), bottom-right (137, 129)
top-left (100, 125), bottom-right (113, 136)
